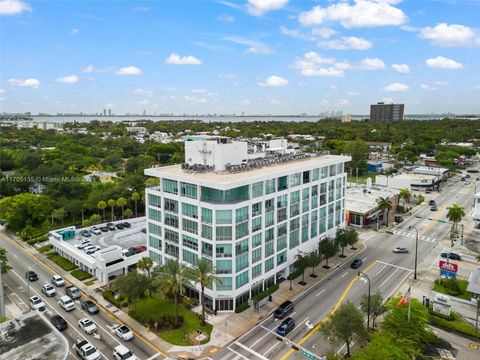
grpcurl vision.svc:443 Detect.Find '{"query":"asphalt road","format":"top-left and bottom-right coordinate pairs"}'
top-left (211, 175), bottom-right (478, 360)
top-left (0, 232), bottom-right (165, 360)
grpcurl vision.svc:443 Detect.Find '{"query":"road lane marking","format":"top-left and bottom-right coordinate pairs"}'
top-left (145, 353), bottom-right (162, 360)
top-left (379, 268), bottom-right (399, 288)
top-left (315, 289), bottom-right (325, 297)
top-left (375, 264), bottom-right (388, 275)
top-left (227, 347), bottom-right (250, 360)
top-left (251, 322), bottom-right (279, 347)
top-left (376, 261), bottom-right (412, 272)
top-left (233, 342), bottom-right (269, 360)
top-left (278, 260), bottom-right (378, 360)
top-left (362, 257), bottom-right (367, 261)
top-left (340, 272), bottom-right (348, 278)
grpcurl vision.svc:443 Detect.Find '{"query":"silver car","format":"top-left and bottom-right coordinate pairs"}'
top-left (393, 246), bottom-right (409, 253)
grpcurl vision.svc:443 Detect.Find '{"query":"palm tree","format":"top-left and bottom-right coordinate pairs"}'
top-left (117, 197), bottom-right (127, 219)
top-left (377, 196), bottom-right (393, 227)
top-left (90, 214), bottom-right (101, 224)
top-left (131, 192), bottom-right (140, 217)
top-left (52, 208), bottom-right (65, 225)
top-left (192, 258), bottom-right (222, 326)
top-left (97, 200), bottom-right (107, 221)
top-left (399, 188), bottom-right (410, 208)
top-left (124, 208), bottom-right (133, 218)
top-left (107, 199), bottom-right (115, 221)
top-left (447, 204), bottom-right (465, 235)
top-left (137, 257), bottom-right (154, 278)
top-left (153, 259), bottom-right (193, 327)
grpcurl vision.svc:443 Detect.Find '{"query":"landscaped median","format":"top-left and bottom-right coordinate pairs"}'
top-left (433, 278), bottom-right (471, 301)
top-left (428, 306), bottom-right (480, 340)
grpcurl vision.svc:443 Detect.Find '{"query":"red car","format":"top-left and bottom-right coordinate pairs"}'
top-left (134, 245), bottom-right (146, 252)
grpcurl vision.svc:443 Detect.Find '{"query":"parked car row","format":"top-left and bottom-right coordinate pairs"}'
top-left (81, 222), bottom-right (132, 238)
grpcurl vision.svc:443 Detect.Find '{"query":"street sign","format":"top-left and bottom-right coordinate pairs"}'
top-left (440, 269), bottom-right (456, 279)
top-left (439, 261), bottom-right (458, 273)
top-left (302, 350), bottom-right (316, 359)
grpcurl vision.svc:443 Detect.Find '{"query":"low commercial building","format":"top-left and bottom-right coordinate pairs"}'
top-left (375, 173), bottom-right (442, 191)
top-left (469, 192), bottom-right (480, 228)
top-left (345, 186), bottom-right (398, 228)
top-left (467, 268), bottom-right (480, 301)
top-left (48, 218), bottom-right (147, 284)
top-left (409, 166), bottom-right (449, 181)
top-left (0, 311), bottom-right (69, 360)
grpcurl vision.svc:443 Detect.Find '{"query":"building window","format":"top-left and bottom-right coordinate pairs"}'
top-left (235, 222), bottom-right (248, 239)
top-left (183, 249), bottom-right (198, 266)
top-left (277, 194), bottom-right (287, 208)
top-left (330, 164), bottom-right (337, 177)
top-left (277, 251), bottom-right (287, 265)
top-left (277, 223), bottom-right (287, 237)
top-left (202, 207), bottom-right (213, 224)
top-left (321, 166), bottom-right (328, 179)
top-left (216, 260), bottom-right (232, 274)
top-left (182, 203), bottom-right (198, 219)
top-left (252, 216), bottom-right (262, 232)
top-left (216, 210), bottom-right (232, 224)
top-left (252, 264), bottom-right (262, 279)
top-left (319, 206), bottom-right (326, 234)
top-left (265, 211), bottom-right (274, 227)
top-left (252, 233), bottom-right (262, 248)
top-left (182, 218), bottom-right (198, 235)
top-left (265, 228), bottom-right (274, 242)
top-left (277, 235), bottom-right (287, 251)
top-left (291, 190), bottom-right (300, 203)
top-left (163, 179), bottom-right (178, 194)
top-left (289, 229), bottom-right (299, 249)
top-left (277, 208), bottom-right (287, 223)
top-left (225, 186), bottom-right (249, 203)
top-left (328, 204), bottom-right (334, 230)
top-left (265, 179), bottom-right (276, 194)
top-left (236, 206), bottom-right (249, 223)
top-left (201, 224), bottom-right (212, 240)
top-left (181, 182), bottom-right (197, 199)
top-left (290, 173), bottom-right (301, 187)
top-left (320, 183), bottom-right (327, 206)
top-left (164, 213), bottom-right (179, 228)
top-left (216, 226), bottom-right (232, 241)
top-left (148, 223), bottom-right (162, 236)
top-left (302, 225), bottom-right (309, 243)
top-left (252, 182), bottom-right (264, 198)
top-left (217, 277), bottom-right (232, 291)
top-left (235, 239), bottom-right (249, 255)
top-left (252, 248), bottom-right (261, 263)
top-left (337, 163), bottom-right (344, 174)
top-left (236, 271), bottom-right (249, 289)
top-left (277, 176), bottom-right (288, 191)
top-left (182, 235), bottom-right (198, 251)
top-left (164, 198), bottom-right (178, 213)
top-left (149, 250), bottom-right (162, 265)
top-left (149, 235), bottom-right (161, 250)
top-left (265, 257), bottom-right (274, 272)
top-left (165, 243), bottom-right (179, 258)
top-left (328, 180), bottom-right (335, 203)
top-left (202, 242), bottom-right (213, 257)
top-left (312, 168), bottom-right (320, 181)
top-left (290, 218), bottom-right (300, 231)
top-left (164, 229), bottom-right (179, 244)
top-left (265, 198), bottom-right (274, 212)
top-left (149, 208), bottom-right (162, 222)
top-left (236, 253), bottom-right (249, 272)
top-left (302, 199), bottom-right (309, 213)
top-left (265, 241), bottom-right (274, 257)
top-left (303, 171), bottom-right (311, 184)
top-left (252, 202), bottom-right (262, 217)
top-left (216, 244), bottom-right (232, 258)
top-left (148, 194), bottom-right (161, 208)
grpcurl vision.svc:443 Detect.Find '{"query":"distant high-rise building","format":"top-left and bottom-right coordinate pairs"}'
top-left (142, 110), bottom-right (146, 116)
top-left (370, 102), bottom-right (404, 122)
top-left (103, 109), bottom-right (106, 116)
top-left (341, 114), bottom-right (352, 123)
top-left (108, 109), bottom-right (112, 116)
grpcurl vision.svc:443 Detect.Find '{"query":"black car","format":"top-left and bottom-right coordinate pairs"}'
top-left (100, 226), bottom-right (108, 232)
top-left (81, 299), bottom-right (100, 315)
top-left (51, 315), bottom-right (68, 331)
top-left (351, 259), bottom-right (363, 269)
top-left (116, 223), bottom-right (125, 230)
top-left (428, 200), bottom-right (436, 206)
top-left (440, 252), bottom-right (461, 261)
top-left (122, 222), bottom-right (131, 228)
top-left (25, 270), bottom-right (39, 281)
top-left (274, 300), bottom-right (294, 319)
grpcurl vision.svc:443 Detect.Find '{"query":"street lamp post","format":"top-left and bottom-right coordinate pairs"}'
top-left (358, 271), bottom-right (371, 330)
top-left (0, 260), bottom-right (5, 317)
top-left (409, 226), bottom-right (419, 280)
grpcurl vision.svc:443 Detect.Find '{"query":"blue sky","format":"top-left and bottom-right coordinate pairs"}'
top-left (1, 0), bottom-right (479, 115)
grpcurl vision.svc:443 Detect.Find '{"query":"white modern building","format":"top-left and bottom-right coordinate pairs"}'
top-left (145, 137), bottom-right (350, 312)
top-left (375, 173), bottom-right (442, 191)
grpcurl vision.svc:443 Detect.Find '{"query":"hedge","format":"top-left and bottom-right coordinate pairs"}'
top-left (429, 309), bottom-right (480, 340)
top-left (102, 290), bottom-right (129, 308)
top-left (235, 302), bottom-right (250, 313)
top-left (70, 269), bottom-right (93, 281)
top-left (252, 283), bottom-right (280, 302)
top-left (47, 253), bottom-right (77, 271)
top-left (38, 244), bottom-right (53, 254)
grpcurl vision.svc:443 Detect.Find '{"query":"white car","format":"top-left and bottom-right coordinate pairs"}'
top-left (113, 345), bottom-right (137, 360)
top-left (52, 274), bottom-right (65, 287)
top-left (83, 245), bottom-right (101, 254)
top-left (41, 283), bottom-right (56, 297)
top-left (90, 228), bottom-right (102, 235)
top-left (59, 295), bottom-right (76, 312)
top-left (29, 295), bottom-right (46, 312)
top-left (78, 317), bottom-right (97, 334)
top-left (115, 325), bottom-right (134, 341)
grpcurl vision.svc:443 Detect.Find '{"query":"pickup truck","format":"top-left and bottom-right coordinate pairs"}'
top-left (75, 340), bottom-right (101, 360)
top-left (66, 285), bottom-right (81, 300)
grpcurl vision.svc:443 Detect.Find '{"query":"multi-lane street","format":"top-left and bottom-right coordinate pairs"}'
top-left (211, 176), bottom-right (477, 360)
top-left (0, 232), bottom-right (165, 360)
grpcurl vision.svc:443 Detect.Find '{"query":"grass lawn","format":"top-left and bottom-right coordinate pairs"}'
top-left (131, 297), bottom-right (213, 346)
top-left (70, 269), bottom-right (93, 281)
top-left (47, 253), bottom-right (77, 271)
top-left (84, 280), bottom-right (96, 286)
top-left (433, 279), bottom-right (471, 301)
top-left (38, 244), bottom-right (53, 254)
top-left (429, 309), bottom-right (480, 340)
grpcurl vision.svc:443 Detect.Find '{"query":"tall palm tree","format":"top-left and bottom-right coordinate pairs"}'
top-left (137, 257), bottom-right (154, 278)
top-left (107, 199), bottom-right (115, 221)
top-left (399, 188), bottom-right (410, 208)
top-left (131, 192), bottom-right (140, 217)
top-left (153, 259), bottom-right (193, 327)
top-left (447, 204), bottom-right (465, 235)
top-left (377, 196), bottom-right (393, 227)
top-left (97, 200), bottom-right (107, 221)
top-left (192, 258), bottom-right (222, 326)
top-left (117, 197), bottom-right (127, 219)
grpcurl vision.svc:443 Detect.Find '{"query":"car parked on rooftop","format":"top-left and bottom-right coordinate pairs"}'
top-left (81, 230), bottom-right (91, 237)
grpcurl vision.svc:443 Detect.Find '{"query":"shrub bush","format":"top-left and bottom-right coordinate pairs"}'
top-left (251, 283), bottom-right (280, 302)
top-left (396, 205), bottom-right (405, 213)
top-left (38, 244), bottom-right (53, 254)
top-left (235, 302), bottom-right (250, 313)
top-left (102, 289), bottom-right (128, 308)
top-left (70, 269), bottom-right (93, 281)
top-left (47, 253), bottom-right (77, 271)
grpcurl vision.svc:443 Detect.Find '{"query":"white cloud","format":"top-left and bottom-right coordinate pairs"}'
top-left (347, 91), bottom-right (359, 96)
top-left (70, 28), bottom-right (79, 36)
top-left (391, 63), bottom-right (410, 74)
top-left (337, 99), bottom-right (351, 106)
top-left (359, 57), bottom-right (385, 70)
top-left (116, 66), bottom-right (142, 75)
top-left (8, 78), bottom-right (40, 87)
top-left (247, 0), bottom-right (289, 16)
top-left (329, 85), bottom-right (339, 90)
top-left (382, 97), bottom-right (394, 103)
top-left (247, 46), bottom-right (274, 55)
top-left (133, 88), bottom-right (153, 97)
top-left (280, 26), bottom-right (335, 41)
top-left (0, 0), bottom-right (31, 15)
top-left (384, 82), bottom-right (409, 92)
top-left (419, 23), bottom-right (480, 47)
top-left (292, 52), bottom-right (347, 77)
top-left (420, 83), bottom-right (437, 90)
top-left (55, 75), bottom-right (79, 84)
top-left (425, 56), bottom-right (463, 69)
top-left (81, 65), bottom-right (112, 73)
top-left (0, 88), bottom-right (5, 94)
top-left (223, 36), bottom-right (274, 55)
top-left (298, 0), bottom-right (407, 28)
top-left (217, 14), bottom-right (234, 22)
top-left (317, 36), bottom-right (373, 50)
top-left (183, 95), bottom-right (207, 103)
top-left (165, 53), bottom-right (202, 65)
top-left (312, 27), bottom-right (336, 39)
top-left (191, 89), bottom-right (208, 93)
top-left (258, 75), bottom-right (289, 87)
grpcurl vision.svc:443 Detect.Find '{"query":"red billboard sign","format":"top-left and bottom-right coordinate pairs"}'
top-left (439, 260), bottom-right (458, 273)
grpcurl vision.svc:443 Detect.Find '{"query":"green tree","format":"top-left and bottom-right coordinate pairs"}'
top-left (107, 199), bottom-right (116, 221)
top-left (52, 207), bottom-right (65, 225)
top-left (20, 224), bottom-right (35, 241)
top-left (124, 208), bottom-right (133, 218)
top-left (344, 139), bottom-right (369, 176)
top-left (153, 259), bottom-right (193, 327)
top-left (336, 228), bottom-right (350, 257)
top-left (320, 302), bottom-right (369, 357)
top-left (319, 238), bottom-right (338, 269)
top-left (305, 252), bottom-right (322, 277)
top-left (0, 247), bottom-right (12, 274)
top-left (347, 228), bottom-right (359, 250)
top-left (131, 192), bottom-right (140, 217)
top-left (117, 197), bottom-right (127, 219)
top-left (0, 193), bottom-right (53, 230)
top-left (377, 197), bottom-right (393, 227)
top-left (191, 258), bottom-right (222, 326)
top-left (137, 257), bottom-right (154, 278)
top-left (360, 291), bottom-right (386, 329)
top-left (82, 219), bottom-right (92, 227)
top-left (89, 214), bottom-right (101, 224)
top-left (352, 333), bottom-right (410, 360)
top-left (446, 204), bottom-right (465, 235)
top-left (113, 271), bottom-right (151, 303)
top-left (97, 200), bottom-right (107, 221)
top-left (293, 255), bottom-right (309, 284)
top-left (399, 188), bottom-right (410, 208)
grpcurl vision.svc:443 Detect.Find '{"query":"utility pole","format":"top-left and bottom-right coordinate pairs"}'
top-left (0, 260), bottom-right (5, 317)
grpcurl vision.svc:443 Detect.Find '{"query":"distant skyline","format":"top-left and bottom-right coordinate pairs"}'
top-left (1, 0), bottom-right (479, 114)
